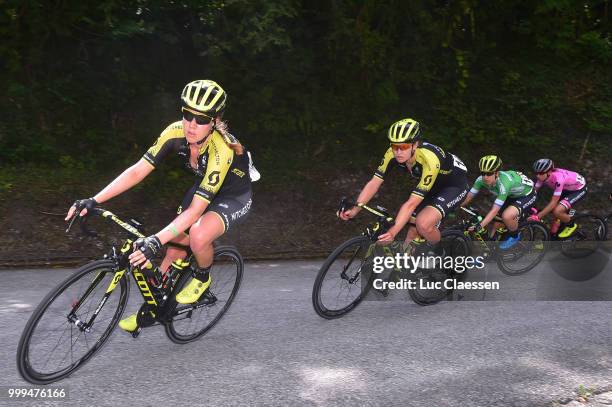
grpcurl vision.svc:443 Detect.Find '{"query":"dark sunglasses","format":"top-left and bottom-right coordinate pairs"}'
top-left (481, 172), bottom-right (495, 176)
top-left (182, 108), bottom-right (213, 125)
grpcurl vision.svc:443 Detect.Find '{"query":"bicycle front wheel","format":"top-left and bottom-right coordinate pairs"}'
top-left (17, 260), bottom-right (128, 384)
top-left (165, 246), bottom-right (243, 344)
top-left (497, 221), bottom-right (549, 276)
top-left (312, 236), bottom-right (374, 319)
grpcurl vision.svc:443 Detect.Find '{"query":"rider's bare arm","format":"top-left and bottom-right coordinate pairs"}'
top-left (386, 193), bottom-right (424, 237)
top-left (461, 192), bottom-right (475, 207)
top-left (156, 197), bottom-right (208, 245)
top-left (66, 159), bottom-right (154, 220)
top-left (537, 195), bottom-right (560, 218)
top-left (356, 176), bottom-right (383, 206)
top-left (480, 204), bottom-right (502, 228)
top-left (94, 158), bottom-right (154, 203)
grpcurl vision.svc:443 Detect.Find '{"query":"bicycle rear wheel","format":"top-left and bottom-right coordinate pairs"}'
top-left (17, 260), bottom-right (128, 384)
top-left (560, 214), bottom-right (607, 259)
top-left (312, 236), bottom-right (374, 319)
top-left (408, 230), bottom-right (469, 305)
top-left (497, 221), bottom-right (549, 276)
top-left (560, 214), bottom-right (607, 258)
top-left (165, 246), bottom-right (243, 344)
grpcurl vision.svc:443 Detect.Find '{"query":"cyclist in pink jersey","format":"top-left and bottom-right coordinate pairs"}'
top-left (532, 158), bottom-right (587, 238)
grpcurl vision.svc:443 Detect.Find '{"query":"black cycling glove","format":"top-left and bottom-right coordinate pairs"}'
top-left (73, 197), bottom-right (98, 215)
top-left (134, 235), bottom-right (162, 260)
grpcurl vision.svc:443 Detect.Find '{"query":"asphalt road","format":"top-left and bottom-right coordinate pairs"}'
top-left (1, 255), bottom-right (610, 407)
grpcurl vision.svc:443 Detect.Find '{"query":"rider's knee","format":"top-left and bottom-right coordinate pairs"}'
top-left (502, 210), bottom-right (516, 224)
top-left (188, 224), bottom-right (215, 252)
top-left (552, 205), bottom-right (566, 218)
top-left (189, 237), bottom-right (213, 254)
top-left (415, 216), bottom-right (435, 235)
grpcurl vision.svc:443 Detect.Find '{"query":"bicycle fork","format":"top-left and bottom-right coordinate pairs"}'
top-left (66, 242), bottom-right (136, 332)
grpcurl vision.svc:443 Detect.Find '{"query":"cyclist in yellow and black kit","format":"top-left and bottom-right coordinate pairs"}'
top-left (339, 118), bottom-right (469, 254)
top-left (65, 80), bottom-right (257, 333)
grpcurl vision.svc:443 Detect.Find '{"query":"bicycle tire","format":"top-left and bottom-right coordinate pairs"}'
top-left (560, 214), bottom-right (607, 258)
top-left (17, 259), bottom-right (128, 384)
top-left (408, 230), bottom-right (470, 305)
top-left (497, 221), bottom-right (549, 276)
top-left (165, 246), bottom-right (243, 344)
top-left (312, 235), bottom-right (374, 319)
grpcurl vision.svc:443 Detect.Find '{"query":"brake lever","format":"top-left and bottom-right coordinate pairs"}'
top-left (337, 197), bottom-right (357, 220)
top-left (65, 212), bottom-right (98, 237)
top-left (65, 214), bottom-right (79, 233)
top-left (338, 197), bottom-right (356, 213)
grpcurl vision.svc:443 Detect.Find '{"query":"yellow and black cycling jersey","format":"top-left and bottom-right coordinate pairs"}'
top-left (374, 142), bottom-right (468, 198)
top-left (143, 121), bottom-right (251, 203)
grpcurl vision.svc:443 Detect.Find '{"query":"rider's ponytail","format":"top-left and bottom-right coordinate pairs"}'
top-left (214, 120), bottom-right (244, 155)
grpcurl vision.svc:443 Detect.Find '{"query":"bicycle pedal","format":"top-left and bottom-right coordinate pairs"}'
top-left (372, 287), bottom-right (389, 297)
top-left (197, 290), bottom-right (217, 305)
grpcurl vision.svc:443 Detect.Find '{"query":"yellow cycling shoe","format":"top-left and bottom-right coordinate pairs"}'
top-left (411, 237), bottom-right (426, 245)
top-left (558, 223), bottom-right (578, 238)
top-left (176, 274), bottom-right (212, 304)
top-left (118, 313), bottom-right (138, 332)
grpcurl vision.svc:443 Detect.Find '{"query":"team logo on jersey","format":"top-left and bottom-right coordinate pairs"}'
top-left (207, 171), bottom-right (221, 186)
top-left (232, 168), bottom-right (245, 177)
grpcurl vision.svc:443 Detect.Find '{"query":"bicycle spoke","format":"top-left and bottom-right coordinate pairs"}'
top-left (166, 249), bottom-right (243, 343)
top-left (18, 260), bottom-right (127, 383)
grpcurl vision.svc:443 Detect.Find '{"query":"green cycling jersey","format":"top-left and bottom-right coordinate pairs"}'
top-left (470, 170), bottom-right (534, 206)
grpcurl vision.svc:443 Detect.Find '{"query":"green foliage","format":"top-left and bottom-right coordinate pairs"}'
top-left (0, 0), bottom-right (610, 174)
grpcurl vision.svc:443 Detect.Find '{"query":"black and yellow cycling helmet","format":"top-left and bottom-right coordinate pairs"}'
top-left (181, 80), bottom-right (226, 116)
top-left (388, 118), bottom-right (421, 143)
top-left (479, 155), bottom-right (502, 173)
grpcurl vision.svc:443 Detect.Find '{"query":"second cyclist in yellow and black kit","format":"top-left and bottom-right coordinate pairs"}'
top-left (339, 118), bottom-right (469, 255)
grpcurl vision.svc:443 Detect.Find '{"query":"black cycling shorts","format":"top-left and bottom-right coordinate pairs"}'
top-left (559, 185), bottom-right (587, 210)
top-left (499, 190), bottom-right (537, 216)
top-left (177, 183), bottom-right (252, 232)
top-left (412, 183), bottom-right (469, 220)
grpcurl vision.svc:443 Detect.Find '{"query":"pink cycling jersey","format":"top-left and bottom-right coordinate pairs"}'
top-left (535, 168), bottom-right (586, 196)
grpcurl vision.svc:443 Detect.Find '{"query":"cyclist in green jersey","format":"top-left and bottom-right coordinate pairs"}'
top-left (65, 80), bottom-right (255, 333)
top-left (461, 155), bottom-right (536, 249)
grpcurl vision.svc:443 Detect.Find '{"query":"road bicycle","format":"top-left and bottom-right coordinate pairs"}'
top-left (451, 206), bottom-right (549, 276)
top-left (530, 208), bottom-right (607, 258)
top-left (17, 207), bottom-right (243, 384)
top-left (312, 199), bottom-right (469, 319)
